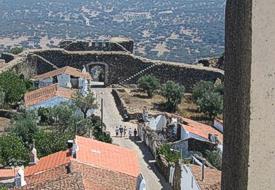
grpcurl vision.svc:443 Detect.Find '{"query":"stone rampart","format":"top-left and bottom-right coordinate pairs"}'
top-left (24, 49), bottom-right (223, 91)
top-left (1, 48), bottom-right (224, 91)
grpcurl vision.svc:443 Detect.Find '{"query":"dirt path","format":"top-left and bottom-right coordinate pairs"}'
top-left (93, 88), bottom-right (172, 190)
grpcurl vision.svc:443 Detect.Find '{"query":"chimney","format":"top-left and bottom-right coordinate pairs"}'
top-left (30, 141), bottom-right (39, 165)
top-left (67, 139), bottom-right (77, 158)
top-left (14, 166), bottom-right (26, 187)
top-left (201, 159), bottom-right (205, 181)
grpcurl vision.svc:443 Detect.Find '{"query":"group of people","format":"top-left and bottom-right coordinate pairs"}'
top-left (115, 125), bottom-right (137, 138)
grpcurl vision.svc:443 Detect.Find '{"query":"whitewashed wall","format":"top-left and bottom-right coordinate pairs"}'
top-left (39, 78), bottom-right (53, 88)
top-left (181, 165), bottom-right (200, 190)
top-left (57, 74), bottom-right (71, 88)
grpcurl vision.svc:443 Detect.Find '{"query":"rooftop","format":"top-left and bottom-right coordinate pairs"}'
top-left (191, 164), bottom-right (221, 190)
top-left (33, 66), bottom-right (92, 81)
top-left (0, 168), bottom-right (18, 179)
top-left (75, 135), bottom-right (140, 177)
top-left (182, 118), bottom-right (223, 142)
top-left (25, 150), bottom-right (70, 176)
top-left (24, 84), bottom-right (74, 107)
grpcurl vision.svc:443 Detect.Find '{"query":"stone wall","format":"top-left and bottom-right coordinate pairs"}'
top-left (111, 89), bottom-right (129, 120)
top-left (23, 49), bottom-right (223, 92)
top-left (60, 40), bottom-right (134, 53)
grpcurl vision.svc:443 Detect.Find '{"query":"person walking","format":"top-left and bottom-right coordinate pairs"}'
top-left (119, 125), bottom-right (123, 137)
top-left (123, 126), bottom-right (127, 137)
top-left (115, 126), bottom-right (119, 137)
top-left (134, 128), bottom-right (137, 139)
top-left (128, 127), bottom-right (132, 138)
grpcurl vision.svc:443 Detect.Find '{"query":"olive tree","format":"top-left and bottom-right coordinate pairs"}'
top-left (197, 91), bottom-right (223, 119)
top-left (72, 91), bottom-right (98, 118)
top-left (161, 81), bottom-right (185, 112)
top-left (138, 75), bottom-right (160, 98)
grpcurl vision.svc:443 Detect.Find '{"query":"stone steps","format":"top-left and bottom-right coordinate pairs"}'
top-left (29, 53), bottom-right (59, 69)
top-left (119, 64), bottom-right (157, 85)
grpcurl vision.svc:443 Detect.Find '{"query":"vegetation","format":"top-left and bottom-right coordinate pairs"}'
top-left (91, 116), bottom-right (112, 143)
top-left (0, 87), bottom-right (5, 108)
top-left (192, 81), bottom-right (215, 102)
top-left (138, 75), bottom-right (160, 97)
top-left (205, 149), bottom-right (222, 170)
top-left (11, 112), bottom-right (38, 147)
top-left (192, 80), bottom-right (224, 120)
top-left (0, 134), bottom-right (29, 166)
top-left (72, 91), bottom-right (98, 118)
top-left (9, 47), bottom-right (24, 55)
top-left (197, 91), bottom-right (223, 119)
top-left (161, 81), bottom-right (185, 112)
top-left (0, 71), bottom-right (27, 105)
top-left (34, 130), bottom-right (74, 158)
top-left (157, 144), bottom-right (180, 163)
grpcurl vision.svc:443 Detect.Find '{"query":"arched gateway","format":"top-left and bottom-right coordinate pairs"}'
top-left (86, 62), bottom-right (109, 86)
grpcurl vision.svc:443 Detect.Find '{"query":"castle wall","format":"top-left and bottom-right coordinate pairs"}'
top-left (28, 49), bottom-right (223, 91)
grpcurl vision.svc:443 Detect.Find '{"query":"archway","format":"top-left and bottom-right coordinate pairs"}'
top-left (86, 62), bottom-right (109, 86)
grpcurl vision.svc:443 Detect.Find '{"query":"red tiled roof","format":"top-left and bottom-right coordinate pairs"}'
top-left (74, 136), bottom-right (140, 177)
top-left (25, 151), bottom-right (70, 176)
top-left (0, 168), bottom-right (18, 179)
top-left (191, 165), bottom-right (221, 190)
top-left (181, 118), bottom-right (223, 142)
top-left (24, 84), bottom-right (74, 107)
top-left (164, 113), bottom-right (223, 142)
top-left (33, 66), bottom-right (92, 80)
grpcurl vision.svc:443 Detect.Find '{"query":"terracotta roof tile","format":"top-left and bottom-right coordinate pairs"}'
top-left (24, 84), bottom-right (74, 107)
top-left (75, 136), bottom-right (140, 177)
top-left (25, 151), bottom-right (70, 176)
top-left (0, 168), bottom-right (18, 179)
top-left (181, 118), bottom-right (223, 142)
top-left (191, 165), bottom-right (221, 190)
top-left (33, 66), bottom-right (92, 80)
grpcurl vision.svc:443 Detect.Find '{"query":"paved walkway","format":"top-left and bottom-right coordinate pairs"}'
top-left (93, 88), bottom-right (172, 190)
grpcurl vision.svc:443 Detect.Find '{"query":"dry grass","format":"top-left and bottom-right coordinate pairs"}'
top-left (117, 88), bottom-right (214, 124)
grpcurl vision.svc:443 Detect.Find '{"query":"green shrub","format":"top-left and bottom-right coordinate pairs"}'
top-left (9, 47), bottom-right (24, 55)
top-left (157, 144), bottom-right (180, 163)
top-left (206, 149), bottom-right (222, 170)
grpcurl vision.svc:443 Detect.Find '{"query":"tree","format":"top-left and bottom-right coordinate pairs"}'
top-left (138, 75), bottom-right (160, 97)
top-left (192, 81), bottom-right (215, 102)
top-left (37, 107), bottom-right (55, 125)
top-left (0, 71), bottom-right (27, 104)
top-left (91, 116), bottom-right (112, 143)
top-left (72, 91), bottom-right (98, 118)
top-left (9, 47), bottom-right (24, 55)
top-left (161, 81), bottom-right (185, 112)
top-left (34, 130), bottom-right (74, 158)
top-left (0, 135), bottom-right (29, 167)
top-left (0, 87), bottom-right (5, 108)
top-left (197, 91), bottom-right (223, 119)
top-left (11, 112), bottom-right (38, 147)
top-left (51, 103), bottom-right (77, 131)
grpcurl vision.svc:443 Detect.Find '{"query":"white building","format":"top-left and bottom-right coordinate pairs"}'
top-left (32, 66), bottom-right (92, 90)
top-left (180, 164), bottom-right (221, 190)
